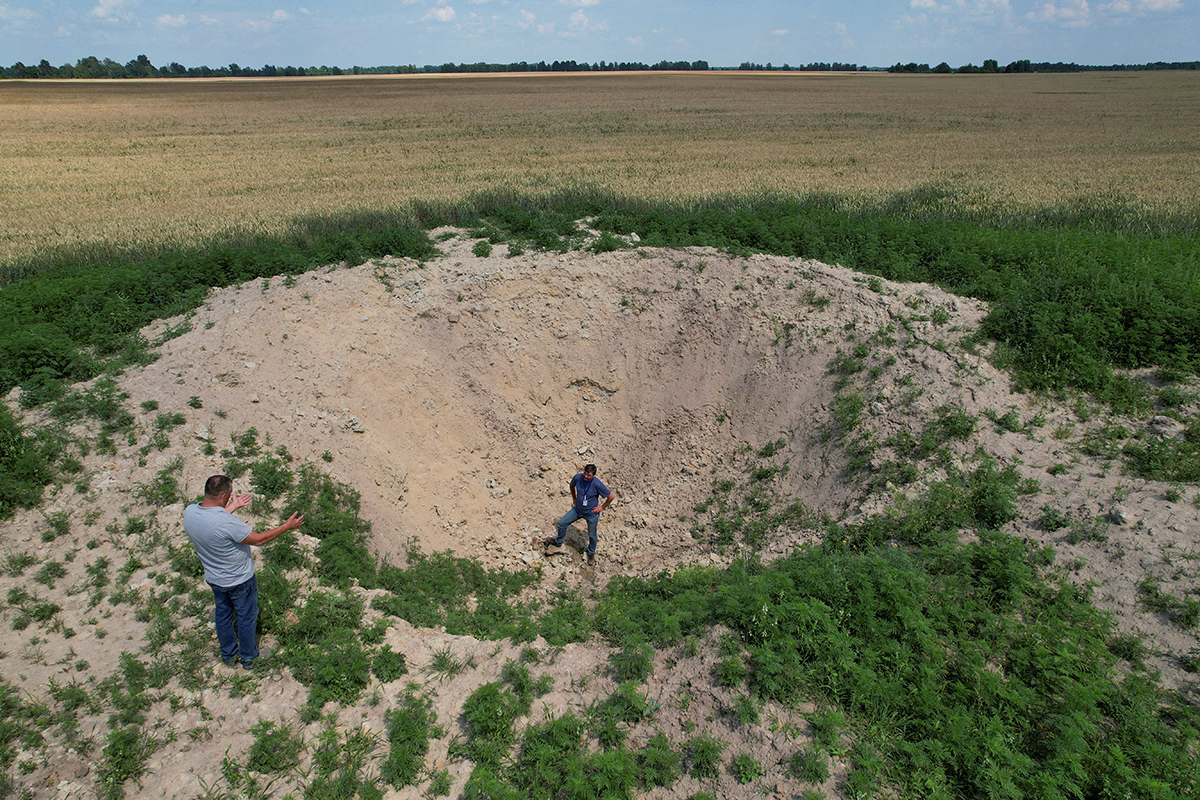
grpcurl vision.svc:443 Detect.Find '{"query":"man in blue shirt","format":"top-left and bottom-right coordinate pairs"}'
top-left (183, 474), bottom-right (304, 669)
top-left (546, 463), bottom-right (616, 565)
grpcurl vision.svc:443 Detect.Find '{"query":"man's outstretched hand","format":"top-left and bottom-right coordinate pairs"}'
top-left (226, 493), bottom-right (253, 512)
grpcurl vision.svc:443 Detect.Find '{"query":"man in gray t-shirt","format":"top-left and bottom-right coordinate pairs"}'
top-left (184, 474), bottom-right (304, 668)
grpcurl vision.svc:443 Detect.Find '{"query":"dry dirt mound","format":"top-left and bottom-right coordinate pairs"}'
top-left (2, 233), bottom-right (1197, 800)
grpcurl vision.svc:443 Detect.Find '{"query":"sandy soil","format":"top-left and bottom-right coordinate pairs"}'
top-left (2, 231), bottom-right (1197, 800)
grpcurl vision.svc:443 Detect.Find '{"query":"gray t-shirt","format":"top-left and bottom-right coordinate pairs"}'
top-left (183, 504), bottom-right (254, 587)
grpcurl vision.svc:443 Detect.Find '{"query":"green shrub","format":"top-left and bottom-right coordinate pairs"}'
top-left (609, 643), bottom-right (654, 683)
top-left (246, 719), bottom-right (303, 774)
top-left (788, 747), bottom-right (829, 784)
top-left (732, 693), bottom-right (760, 726)
top-left (97, 726), bottom-right (152, 800)
top-left (685, 734), bottom-right (726, 779)
top-left (0, 406), bottom-right (59, 519)
top-left (636, 732), bottom-right (680, 789)
top-left (1038, 504), bottom-right (1071, 531)
top-left (373, 645), bottom-right (407, 683)
top-left (462, 682), bottom-right (523, 760)
top-left (250, 455), bottom-right (293, 501)
top-left (135, 457), bottom-right (183, 506)
top-left (716, 655), bottom-right (744, 687)
top-left (600, 681), bottom-right (656, 724)
top-left (380, 691), bottom-right (436, 788)
top-left (731, 752), bottom-right (763, 784)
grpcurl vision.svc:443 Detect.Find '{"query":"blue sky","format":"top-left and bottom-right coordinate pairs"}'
top-left (1, 1), bottom-right (1194, 70)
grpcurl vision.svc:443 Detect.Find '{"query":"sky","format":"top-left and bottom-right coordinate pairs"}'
top-left (1, 0), bottom-right (1195, 70)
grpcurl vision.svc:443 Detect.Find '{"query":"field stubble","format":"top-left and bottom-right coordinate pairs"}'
top-left (2, 70), bottom-right (1199, 262)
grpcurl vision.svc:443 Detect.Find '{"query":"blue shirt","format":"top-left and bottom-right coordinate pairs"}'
top-left (183, 504), bottom-right (255, 587)
top-left (571, 473), bottom-right (611, 514)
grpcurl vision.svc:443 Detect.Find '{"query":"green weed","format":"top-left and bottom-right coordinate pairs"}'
top-left (424, 646), bottom-right (472, 682)
top-left (731, 752), bottom-right (763, 784)
top-left (685, 733), bottom-right (726, 779)
top-left (246, 719), bottom-right (304, 774)
top-left (380, 690), bottom-right (437, 788)
top-left (788, 746), bottom-right (830, 784)
top-left (609, 643), bottom-right (654, 683)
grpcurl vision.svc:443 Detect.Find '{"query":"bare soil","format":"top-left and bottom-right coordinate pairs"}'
top-left (3, 232), bottom-right (1197, 800)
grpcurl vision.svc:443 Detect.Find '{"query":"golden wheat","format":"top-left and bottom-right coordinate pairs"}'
top-left (1, 70), bottom-right (1197, 262)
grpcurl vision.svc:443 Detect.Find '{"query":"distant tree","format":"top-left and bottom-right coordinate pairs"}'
top-left (101, 58), bottom-right (126, 78)
top-left (73, 56), bottom-right (102, 78)
top-left (125, 54), bottom-right (156, 78)
top-left (1005, 59), bottom-right (1033, 73)
top-left (982, 59), bottom-right (999, 73)
top-left (934, 61), bottom-right (952, 74)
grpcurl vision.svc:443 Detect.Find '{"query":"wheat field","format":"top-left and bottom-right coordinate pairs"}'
top-left (2, 70), bottom-right (1197, 262)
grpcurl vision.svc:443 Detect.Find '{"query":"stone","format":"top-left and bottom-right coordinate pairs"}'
top-left (1148, 415), bottom-right (1185, 439)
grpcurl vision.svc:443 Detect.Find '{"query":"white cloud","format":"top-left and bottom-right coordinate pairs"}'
top-left (199, 15), bottom-right (219, 24)
top-left (772, 28), bottom-right (789, 36)
top-left (1027, 0), bottom-right (1091, 25)
top-left (89, 0), bottom-right (130, 22)
top-left (625, 35), bottom-right (643, 45)
top-left (560, 0), bottom-right (600, 6)
top-left (911, 0), bottom-right (939, 8)
top-left (1137, 0), bottom-right (1180, 9)
top-left (834, 22), bottom-right (847, 34)
top-left (298, 7), bottom-right (311, 14)
top-left (272, 9), bottom-right (292, 22)
top-left (518, 9), bottom-right (535, 28)
top-left (424, 5), bottom-right (456, 21)
top-left (155, 14), bottom-right (186, 28)
top-left (0, 4), bottom-right (36, 22)
top-left (568, 8), bottom-right (607, 30)
top-left (0, 4), bottom-right (36, 25)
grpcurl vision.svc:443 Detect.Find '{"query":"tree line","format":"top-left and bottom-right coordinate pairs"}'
top-left (889, 58), bottom-right (1200, 73)
top-left (0, 55), bottom-right (710, 79)
top-left (4, 54), bottom-right (1198, 80)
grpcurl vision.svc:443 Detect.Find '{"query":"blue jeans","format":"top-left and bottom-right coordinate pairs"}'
top-left (210, 575), bottom-right (259, 667)
top-left (555, 508), bottom-right (600, 555)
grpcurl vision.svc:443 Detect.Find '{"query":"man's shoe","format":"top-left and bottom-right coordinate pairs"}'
top-left (543, 537), bottom-right (560, 548)
top-left (242, 647), bottom-right (273, 670)
top-left (587, 553), bottom-right (596, 566)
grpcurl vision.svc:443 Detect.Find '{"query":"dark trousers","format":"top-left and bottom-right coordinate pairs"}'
top-left (210, 575), bottom-right (259, 666)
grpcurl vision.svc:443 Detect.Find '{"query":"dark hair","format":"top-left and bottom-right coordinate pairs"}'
top-left (204, 475), bottom-right (233, 499)
top-left (584, 464), bottom-right (597, 474)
